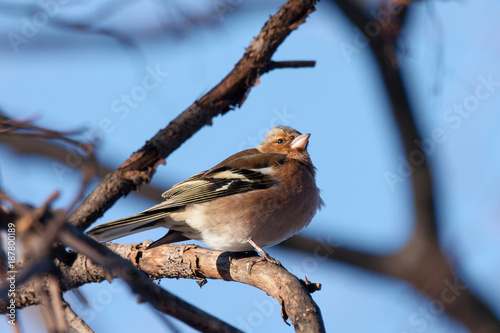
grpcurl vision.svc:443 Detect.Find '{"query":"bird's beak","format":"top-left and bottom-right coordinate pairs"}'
top-left (291, 133), bottom-right (310, 150)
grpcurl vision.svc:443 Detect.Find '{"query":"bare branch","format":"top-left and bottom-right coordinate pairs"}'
top-left (6, 238), bottom-right (324, 333)
top-left (34, 275), bottom-right (67, 333)
top-left (57, 226), bottom-right (243, 333)
top-left (62, 301), bottom-right (95, 333)
top-left (260, 60), bottom-right (316, 75)
top-left (0, 134), bottom-right (168, 200)
top-left (282, 235), bottom-right (500, 332)
top-left (47, 275), bottom-right (68, 333)
top-left (0, 115), bottom-right (91, 151)
top-left (134, 244), bottom-right (325, 333)
top-left (324, 1), bottom-right (500, 331)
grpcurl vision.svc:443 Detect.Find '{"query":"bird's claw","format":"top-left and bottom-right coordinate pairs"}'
top-left (246, 256), bottom-right (281, 274)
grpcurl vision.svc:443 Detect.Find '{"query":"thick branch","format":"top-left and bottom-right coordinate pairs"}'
top-left (325, 1), bottom-right (500, 331)
top-left (283, 235), bottom-right (500, 332)
top-left (68, 0), bottom-right (318, 230)
top-left (130, 244), bottom-right (324, 333)
top-left (2, 239), bottom-right (324, 332)
top-left (0, 219), bottom-right (243, 333)
top-left (57, 226), bottom-right (241, 333)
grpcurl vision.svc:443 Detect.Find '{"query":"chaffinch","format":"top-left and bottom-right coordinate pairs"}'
top-left (88, 126), bottom-right (323, 271)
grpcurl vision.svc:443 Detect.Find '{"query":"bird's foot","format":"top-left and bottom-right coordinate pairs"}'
top-left (246, 238), bottom-right (281, 274)
top-left (246, 254), bottom-right (281, 274)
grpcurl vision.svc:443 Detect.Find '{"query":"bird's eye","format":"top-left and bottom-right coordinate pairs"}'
top-left (276, 139), bottom-right (284, 144)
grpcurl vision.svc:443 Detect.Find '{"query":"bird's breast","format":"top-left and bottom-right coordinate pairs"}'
top-left (179, 168), bottom-right (320, 251)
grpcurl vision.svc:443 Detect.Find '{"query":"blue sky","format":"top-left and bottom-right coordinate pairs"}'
top-left (1, 0), bottom-right (500, 332)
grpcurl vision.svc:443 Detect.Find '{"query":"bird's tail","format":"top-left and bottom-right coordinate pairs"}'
top-left (87, 210), bottom-right (171, 243)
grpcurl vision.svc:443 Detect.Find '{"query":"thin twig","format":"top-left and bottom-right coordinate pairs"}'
top-left (0, 134), bottom-right (169, 200)
top-left (259, 60), bottom-right (316, 75)
top-left (62, 301), bottom-right (95, 333)
top-left (47, 275), bottom-right (68, 333)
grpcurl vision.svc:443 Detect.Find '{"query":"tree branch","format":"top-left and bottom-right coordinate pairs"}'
top-left (0, 133), bottom-right (169, 200)
top-left (326, 1), bottom-right (500, 331)
top-left (4, 238), bottom-right (324, 333)
top-left (57, 226), bottom-right (243, 333)
top-left (283, 234), bottom-right (500, 332)
top-left (62, 301), bottom-right (95, 333)
top-left (37, 275), bottom-right (67, 333)
top-left (0, 201), bottom-right (240, 332)
top-left (1, 229), bottom-right (324, 332)
top-left (260, 60), bottom-right (316, 75)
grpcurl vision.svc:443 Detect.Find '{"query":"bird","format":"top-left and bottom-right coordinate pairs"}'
top-left (87, 126), bottom-right (323, 272)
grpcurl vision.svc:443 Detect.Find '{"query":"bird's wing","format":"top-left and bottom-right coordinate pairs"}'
top-left (150, 150), bottom-right (287, 211)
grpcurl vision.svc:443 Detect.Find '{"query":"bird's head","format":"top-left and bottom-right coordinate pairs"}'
top-left (256, 126), bottom-right (311, 160)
